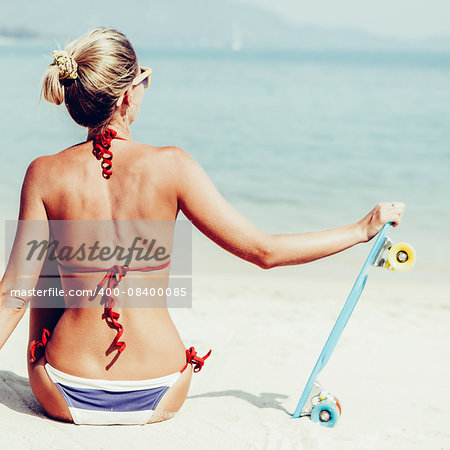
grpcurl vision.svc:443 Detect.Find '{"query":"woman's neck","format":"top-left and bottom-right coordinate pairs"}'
top-left (87, 119), bottom-right (133, 142)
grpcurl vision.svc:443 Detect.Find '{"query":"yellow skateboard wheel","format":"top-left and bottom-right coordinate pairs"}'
top-left (387, 242), bottom-right (416, 271)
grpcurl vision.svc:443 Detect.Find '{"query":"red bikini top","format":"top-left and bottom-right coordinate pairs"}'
top-left (92, 128), bottom-right (126, 179)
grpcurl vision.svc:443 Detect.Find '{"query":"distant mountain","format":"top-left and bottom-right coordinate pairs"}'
top-left (0, 27), bottom-right (39, 39)
top-left (1, 0), bottom-right (449, 51)
top-left (411, 35), bottom-right (450, 51)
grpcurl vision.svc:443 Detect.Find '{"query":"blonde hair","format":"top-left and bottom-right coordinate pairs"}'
top-left (41, 27), bottom-right (139, 133)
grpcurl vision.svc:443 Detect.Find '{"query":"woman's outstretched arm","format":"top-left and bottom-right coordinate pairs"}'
top-left (174, 148), bottom-right (404, 269)
top-left (0, 158), bottom-right (49, 349)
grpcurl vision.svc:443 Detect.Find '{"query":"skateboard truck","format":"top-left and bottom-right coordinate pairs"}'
top-left (374, 236), bottom-right (393, 268)
top-left (298, 381), bottom-right (323, 417)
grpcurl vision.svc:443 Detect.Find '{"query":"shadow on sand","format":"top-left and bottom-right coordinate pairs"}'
top-left (188, 390), bottom-right (291, 416)
top-left (0, 370), bottom-right (47, 419)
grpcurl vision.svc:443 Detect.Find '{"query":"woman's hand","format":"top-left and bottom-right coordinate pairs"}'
top-left (358, 202), bottom-right (405, 243)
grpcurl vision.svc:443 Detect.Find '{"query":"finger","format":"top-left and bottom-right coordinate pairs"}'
top-left (391, 211), bottom-right (403, 227)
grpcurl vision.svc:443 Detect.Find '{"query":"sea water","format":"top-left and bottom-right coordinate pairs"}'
top-left (0, 43), bottom-right (448, 276)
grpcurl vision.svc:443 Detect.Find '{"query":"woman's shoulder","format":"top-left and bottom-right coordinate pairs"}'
top-left (133, 142), bottom-right (187, 157)
top-left (24, 154), bottom-right (56, 179)
top-left (24, 149), bottom-right (70, 178)
top-left (147, 144), bottom-right (197, 166)
top-left (130, 143), bottom-right (196, 169)
top-left (22, 143), bottom-right (87, 190)
top-left (27, 141), bottom-right (87, 165)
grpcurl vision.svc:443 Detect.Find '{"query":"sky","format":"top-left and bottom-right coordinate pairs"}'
top-left (242, 0), bottom-right (450, 40)
top-left (0, 0), bottom-right (449, 46)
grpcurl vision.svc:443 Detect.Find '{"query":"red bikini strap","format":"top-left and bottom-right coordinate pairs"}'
top-left (130, 261), bottom-right (171, 272)
top-left (30, 328), bottom-right (50, 362)
top-left (181, 347), bottom-right (212, 373)
top-left (89, 264), bottom-right (129, 353)
top-left (92, 128), bottom-right (126, 179)
top-left (58, 260), bottom-right (170, 273)
top-left (87, 262), bottom-right (171, 354)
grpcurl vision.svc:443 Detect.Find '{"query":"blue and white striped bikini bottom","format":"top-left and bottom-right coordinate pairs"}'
top-left (45, 362), bottom-right (181, 425)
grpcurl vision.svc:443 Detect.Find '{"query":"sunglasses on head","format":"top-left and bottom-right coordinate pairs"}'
top-left (132, 67), bottom-right (152, 89)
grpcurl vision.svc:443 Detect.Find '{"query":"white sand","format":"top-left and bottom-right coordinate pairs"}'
top-left (0, 242), bottom-right (449, 450)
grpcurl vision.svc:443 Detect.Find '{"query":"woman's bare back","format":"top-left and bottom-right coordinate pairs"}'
top-left (34, 138), bottom-right (187, 379)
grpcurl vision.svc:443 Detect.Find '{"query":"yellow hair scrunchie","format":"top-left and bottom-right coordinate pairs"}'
top-left (50, 50), bottom-right (78, 80)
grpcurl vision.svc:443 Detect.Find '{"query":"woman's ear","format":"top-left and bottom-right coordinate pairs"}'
top-left (117, 88), bottom-right (133, 108)
top-left (116, 93), bottom-right (125, 107)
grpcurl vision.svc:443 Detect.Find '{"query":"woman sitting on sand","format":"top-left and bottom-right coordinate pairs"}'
top-left (0, 27), bottom-right (404, 425)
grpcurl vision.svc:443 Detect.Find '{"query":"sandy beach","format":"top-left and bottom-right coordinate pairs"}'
top-left (0, 235), bottom-right (448, 450)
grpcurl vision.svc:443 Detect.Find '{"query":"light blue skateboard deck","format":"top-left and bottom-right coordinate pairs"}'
top-left (292, 222), bottom-right (393, 419)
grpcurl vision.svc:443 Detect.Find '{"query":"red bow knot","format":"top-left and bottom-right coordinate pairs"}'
top-left (185, 346), bottom-right (212, 373)
top-left (30, 328), bottom-right (51, 362)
